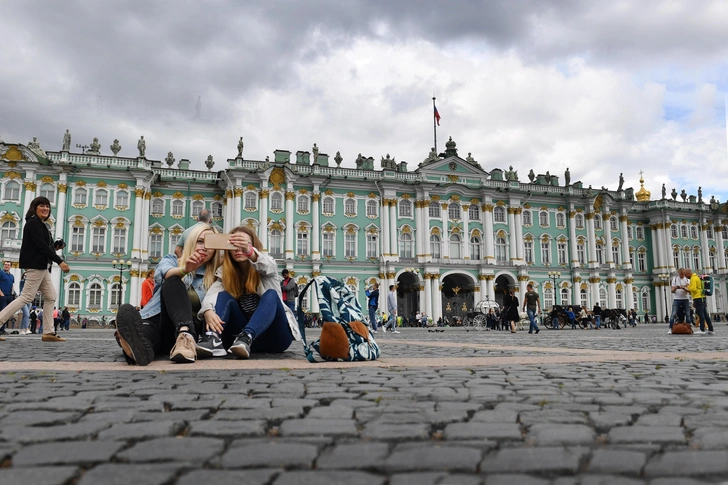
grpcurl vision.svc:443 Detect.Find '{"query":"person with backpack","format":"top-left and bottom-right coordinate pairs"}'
top-left (685, 268), bottom-right (714, 335)
top-left (280, 269), bottom-right (298, 313)
top-left (365, 283), bottom-right (380, 332)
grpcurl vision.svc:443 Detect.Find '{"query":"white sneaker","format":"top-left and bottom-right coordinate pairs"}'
top-left (696, 330), bottom-right (706, 335)
top-left (393, 330), bottom-right (400, 334)
top-left (667, 330), bottom-right (672, 334)
top-left (708, 330), bottom-right (715, 335)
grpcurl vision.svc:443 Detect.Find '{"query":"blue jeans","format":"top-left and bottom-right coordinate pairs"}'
top-left (215, 289), bottom-right (293, 353)
top-left (20, 303), bottom-right (29, 330)
top-left (594, 315), bottom-right (601, 328)
top-left (285, 301), bottom-right (295, 314)
top-left (527, 309), bottom-right (539, 333)
top-left (669, 299), bottom-right (691, 328)
top-left (368, 306), bottom-right (378, 330)
top-left (694, 298), bottom-right (713, 332)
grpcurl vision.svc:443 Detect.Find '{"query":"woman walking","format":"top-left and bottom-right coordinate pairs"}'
top-left (0, 197), bottom-right (69, 342)
top-left (505, 290), bottom-right (520, 333)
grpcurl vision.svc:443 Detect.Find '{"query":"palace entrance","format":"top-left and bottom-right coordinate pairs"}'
top-left (493, 274), bottom-right (516, 308)
top-left (442, 273), bottom-right (475, 323)
top-left (396, 271), bottom-right (420, 320)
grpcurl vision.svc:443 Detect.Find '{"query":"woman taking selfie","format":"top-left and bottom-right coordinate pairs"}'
top-left (0, 196), bottom-right (69, 342)
top-left (115, 223), bottom-right (222, 365)
top-left (198, 225), bottom-right (301, 358)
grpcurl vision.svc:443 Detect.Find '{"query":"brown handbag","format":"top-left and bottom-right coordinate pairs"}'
top-left (671, 322), bottom-right (693, 335)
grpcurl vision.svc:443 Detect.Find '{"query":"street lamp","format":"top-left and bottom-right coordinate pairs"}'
top-left (547, 271), bottom-right (561, 329)
top-left (657, 273), bottom-right (670, 323)
top-left (112, 259), bottom-right (132, 305)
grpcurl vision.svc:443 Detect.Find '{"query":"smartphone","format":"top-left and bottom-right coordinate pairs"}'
top-left (204, 233), bottom-right (236, 250)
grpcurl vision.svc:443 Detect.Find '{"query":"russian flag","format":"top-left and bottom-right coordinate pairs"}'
top-left (434, 104), bottom-right (441, 126)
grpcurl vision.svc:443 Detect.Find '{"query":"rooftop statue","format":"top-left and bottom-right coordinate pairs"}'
top-left (671, 188), bottom-right (677, 200)
top-left (165, 152), bottom-right (175, 167)
top-left (88, 137), bottom-right (101, 155)
top-left (528, 169), bottom-right (535, 182)
top-left (698, 186), bottom-right (703, 203)
top-left (312, 143), bottom-right (319, 164)
top-left (465, 152), bottom-right (476, 165)
top-left (27, 137), bottom-right (46, 157)
top-left (110, 139), bottom-right (121, 156)
top-left (564, 167), bottom-right (571, 186)
top-left (137, 136), bottom-right (146, 158)
top-left (505, 165), bottom-right (519, 181)
top-left (356, 153), bottom-right (364, 169)
top-left (662, 184), bottom-right (666, 199)
top-left (423, 147), bottom-right (438, 164)
top-left (680, 189), bottom-right (687, 202)
top-left (62, 129), bottom-right (71, 151)
top-left (205, 155), bottom-right (215, 171)
top-left (237, 137), bottom-right (244, 158)
top-left (334, 151), bottom-right (342, 167)
top-left (618, 173), bottom-right (624, 191)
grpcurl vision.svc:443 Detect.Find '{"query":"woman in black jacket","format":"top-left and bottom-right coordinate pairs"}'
top-left (0, 197), bottom-right (70, 342)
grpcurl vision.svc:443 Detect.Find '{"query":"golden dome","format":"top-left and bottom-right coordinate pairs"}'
top-left (635, 172), bottom-right (651, 202)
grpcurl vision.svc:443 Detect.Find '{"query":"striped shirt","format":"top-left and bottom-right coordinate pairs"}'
top-left (237, 292), bottom-right (261, 320)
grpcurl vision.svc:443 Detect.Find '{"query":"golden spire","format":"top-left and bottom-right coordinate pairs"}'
top-left (635, 170), bottom-right (651, 201)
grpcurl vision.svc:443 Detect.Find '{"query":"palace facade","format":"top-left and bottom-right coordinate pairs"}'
top-left (1, 136), bottom-right (726, 324)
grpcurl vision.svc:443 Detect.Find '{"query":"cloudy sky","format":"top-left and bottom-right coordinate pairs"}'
top-left (2, 0), bottom-right (727, 202)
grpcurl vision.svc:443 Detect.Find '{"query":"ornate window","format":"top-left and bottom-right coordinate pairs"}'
top-left (599, 287), bottom-right (607, 307)
top-left (690, 225), bottom-right (698, 240)
top-left (322, 232), bottom-right (334, 257)
top-left (91, 226), bottom-right (106, 253)
top-left (211, 201), bottom-right (223, 218)
top-left (561, 288), bottom-right (569, 306)
top-left (612, 243), bottom-right (620, 265)
top-left (149, 233), bottom-right (163, 258)
top-left (366, 233), bottom-right (378, 258)
top-left (524, 240), bottom-right (533, 264)
top-left (580, 289), bottom-right (588, 308)
top-left (400, 233), bottom-right (413, 258)
top-left (113, 227), bottom-right (127, 254)
top-left (495, 236), bottom-right (507, 263)
top-left (523, 209), bottom-right (532, 226)
top-left (638, 251), bottom-right (646, 272)
top-left (151, 199), bottom-right (164, 216)
top-left (709, 249), bottom-right (716, 270)
top-left (269, 230), bottom-right (283, 258)
top-left (707, 226), bottom-right (714, 239)
top-left (270, 192), bottom-right (283, 211)
top-left (641, 290), bottom-right (650, 311)
top-left (673, 246), bottom-right (680, 269)
top-left (469, 236), bottom-right (482, 260)
top-left (110, 283), bottom-right (122, 308)
top-left (596, 242), bottom-right (604, 265)
top-left (448, 203), bottom-right (461, 220)
top-left (344, 231), bottom-right (356, 258)
top-left (366, 200), bottom-right (378, 217)
top-left (693, 249), bottom-right (700, 270)
top-left (297, 195), bottom-right (309, 213)
top-left (636, 226), bottom-right (644, 240)
top-left (575, 213), bottom-right (584, 229)
top-left (171, 200), bottom-right (184, 217)
top-left (627, 225), bottom-right (633, 240)
top-left (430, 234), bottom-right (441, 259)
top-left (1, 221), bottom-right (17, 241)
top-left (633, 291), bottom-right (639, 310)
top-left (71, 226), bottom-right (85, 253)
top-left (577, 241), bottom-right (585, 265)
top-left (723, 227), bottom-right (728, 240)
top-left (680, 225), bottom-right (688, 239)
top-left (428, 201), bottom-right (440, 218)
top-left (322, 196), bottom-right (335, 215)
top-left (244, 192), bottom-right (257, 211)
top-left (40, 183), bottom-right (55, 201)
top-left (345, 198), bottom-right (357, 217)
top-left (594, 214), bottom-right (602, 230)
top-left (3, 181), bottom-right (20, 201)
top-left (610, 216), bottom-right (618, 231)
top-left (296, 231), bottom-right (309, 256)
top-left (67, 282), bottom-right (81, 307)
top-left (544, 288), bottom-right (553, 310)
top-left (556, 212), bottom-right (566, 228)
top-left (539, 210), bottom-right (549, 227)
top-left (191, 200), bottom-right (204, 218)
top-left (449, 234), bottom-right (460, 259)
top-left (115, 190), bottom-right (129, 209)
top-left (399, 199), bottom-right (412, 217)
top-left (557, 242), bottom-right (567, 265)
top-left (541, 239), bottom-right (551, 264)
top-left (74, 187), bottom-right (87, 206)
top-left (88, 283), bottom-right (102, 308)
top-left (468, 204), bottom-right (480, 221)
top-left (493, 206), bottom-right (506, 223)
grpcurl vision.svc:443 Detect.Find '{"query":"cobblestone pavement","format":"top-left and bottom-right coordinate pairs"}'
top-left (1, 324), bottom-right (728, 484)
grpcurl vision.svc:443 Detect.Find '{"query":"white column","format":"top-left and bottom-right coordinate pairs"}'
top-left (515, 209), bottom-right (524, 262)
top-left (423, 198), bottom-right (431, 258)
top-left (700, 220), bottom-right (710, 271)
top-left (586, 213), bottom-right (597, 268)
top-left (418, 281), bottom-right (425, 314)
top-left (415, 200), bottom-right (424, 258)
top-left (716, 225), bottom-right (726, 271)
top-left (441, 203), bottom-right (449, 259)
top-left (259, 185), bottom-right (269, 251)
top-left (508, 208), bottom-right (517, 264)
top-left (312, 193), bottom-right (320, 260)
top-left (129, 270), bottom-right (140, 307)
top-left (650, 224), bottom-right (660, 271)
top-left (620, 215), bottom-right (631, 269)
top-left (603, 212), bottom-right (613, 266)
top-left (54, 176), bottom-right (68, 240)
top-left (519, 277), bottom-right (527, 303)
top-left (486, 276), bottom-right (495, 302)
top-left (389, 199), bottom-right (398, 258)
top-left (140, 190), bottom-right (150, 261)
top-left (569, 211), bottom-right (579, 267)
top-left (654, 223), bottom-right (665, 271)
top-left (607, 278), bottom-right (616, 308)
top-left (462, 204), bottom-right (470, 260)
top-left (591, 278), bottom-right (600, 307)
top-left (483, 204), bottom-right (494, 264)
top-left (625, 276), bottom-right (634, 310)
top-left (424, 274), bottom-right (433, 319)
top-left (573, 277), bottom-right (581, 306)
top-left (664, 225), bottom-right (675, 273)
top-left (131, 187), bottom-right (144, 260)
top-left (381, 199), bottom-right (390, 257)
top-left (434, 275), bottom-right (442, 322)
top-left (285, 187), bottom-right (294, 259)
top-left (233, 186), bottom-right (242, 227)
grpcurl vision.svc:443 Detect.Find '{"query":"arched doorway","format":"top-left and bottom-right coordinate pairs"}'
top-left (396, 272), bottom-right (419, 321)
top-left (442, 273), bottom-right (475, 323)
top-left (494, 274), bottom-right (516, 308)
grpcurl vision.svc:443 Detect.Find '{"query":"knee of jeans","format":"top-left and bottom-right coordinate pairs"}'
top-left (260, 289), bottom-right (280, 303)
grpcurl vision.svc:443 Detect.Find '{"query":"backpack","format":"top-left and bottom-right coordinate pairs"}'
top-left (297, 276), bottom-right (381, 362)
top-left (700, 274), bottom-right (714, 297)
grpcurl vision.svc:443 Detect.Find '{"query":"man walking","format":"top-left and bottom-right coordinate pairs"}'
top-left (383, 285), bottom-right (400, 334)
top-left (593, 302), bottom-right (602, 329)
top-left (669, 268), bottom-right (691, 334)
top-left (686, 269), bottom-right (714, 335)
top-left (280, 269), bottom-right (297, 313)
top-left (365, 283), bottom-right (380, 332)
top-left (522, 283), bottom-right (540, 334)
top-left (0, 261), bottom-right (15, 335)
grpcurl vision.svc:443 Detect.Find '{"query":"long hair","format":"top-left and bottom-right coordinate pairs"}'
top-left (26, 196), bottom-right (52, 221)
top-left (177, 223), bottom-right (221, 290)
top-left (221, 225), bottom-right (263, 298)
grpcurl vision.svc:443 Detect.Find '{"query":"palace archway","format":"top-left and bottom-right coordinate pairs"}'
top-left (441, 273), bottom-right (475, 323)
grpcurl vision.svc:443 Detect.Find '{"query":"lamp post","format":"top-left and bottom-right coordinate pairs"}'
top-left (112, 259), bottom-right (132, 305)
top-left (657, 273), bottom-right (670, 323)
top-left (547, 271), bottom-right (561, 329)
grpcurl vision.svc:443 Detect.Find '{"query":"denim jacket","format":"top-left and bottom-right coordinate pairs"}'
top-left (140, 253), bottom-right (208, 320)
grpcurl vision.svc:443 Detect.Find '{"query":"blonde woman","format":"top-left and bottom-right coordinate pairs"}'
top-left (115, 224), bottom-right (222, 365)
top-left (198, 225), bottom-right (301, 359)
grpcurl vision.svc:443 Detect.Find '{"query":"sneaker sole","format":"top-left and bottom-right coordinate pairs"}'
top-left (170, 353), bottom-right (196, 363)
top-left (195, 345), bottom-right (228, 358)
top-left (229, 345), bottom-right (250, 359)
top-left (116, 304), bottom-right (154, 366)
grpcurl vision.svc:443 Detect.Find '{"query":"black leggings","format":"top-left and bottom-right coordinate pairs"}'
top-left (141, 276), bottom-right (202, 356)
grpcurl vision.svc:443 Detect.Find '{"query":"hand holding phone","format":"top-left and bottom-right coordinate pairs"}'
top-left (204, 233), bottom-right (236, 250)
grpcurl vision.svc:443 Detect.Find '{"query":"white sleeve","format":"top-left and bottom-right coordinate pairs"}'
top-left (249, 248), bottom-right (278, 276)
top-left (198, 278), bottom-right (224, 320)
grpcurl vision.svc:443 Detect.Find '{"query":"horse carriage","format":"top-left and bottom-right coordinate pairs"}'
top-left (462, 300), bottom-right (500, 331)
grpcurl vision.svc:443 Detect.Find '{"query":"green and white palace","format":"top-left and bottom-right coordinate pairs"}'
top-left (1, 135), bottom-right (727, 324)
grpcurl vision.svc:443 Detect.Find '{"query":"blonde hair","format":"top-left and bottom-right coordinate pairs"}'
top-left (221, 225), bottom-right (263, 298)
top-left (178, 224), bottom-right (221, 290)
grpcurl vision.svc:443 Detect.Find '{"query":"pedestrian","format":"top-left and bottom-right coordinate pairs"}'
top-left (421, 312), bottom-right (428, 328)
top-left (0, 197), bottom-right (70, 342)
top-left (382, 285), bottom-right (400, 334)
top-left (280, 269), bottom-right (297, 313)
top-left (644, 310), bottom-right (649, 324)
top-left (17, 272), bottom-right (30, 335)
top-left (62, 306), bottom-right (71, 331)
top-left (505, 290), bottom-right (520, 333)
top-left (114, 223), bottom-right (223, 365)
top-left (565, 306), bottom-right (576, 329)
top-left (53, 307), bottom-right (60, 332)
top-left (198, 225), bottom-right (301, 359)
top-left (685, 269), bottom-right (714, 335)
top-left (579, 306), bottom-right (591, 329)
top-left (37, 308), bottom-right (43, 334)
top-left (140, 270), bottom-right (155, 308)
top-left (0, 261), bottom-right (16, 331)
top-left (522, 283), bottom-right (541, 334)
top-left (668, 268), bottom-right (691, 334)
top-left (365, 283), bottom-right (380, 332)
top-left (29, 307), bottom-right (38, 334)
top-left (593, 302), bottom-right (602, 329)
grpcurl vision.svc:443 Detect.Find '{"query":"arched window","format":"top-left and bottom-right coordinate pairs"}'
top-left (88, 283), bottom-right (103, 308)
top-left (296, 230), bottom-right (309, 256)
top-left (399, 233), bottom-right (413, 258)
top-left (673, 246), bottom-right (680, 269)
top-left (211, 201), bottom-right (223, 218)
top-left (670, 224), bottom-right (678, 239)
top-left (541, 239), bottom-right (551, 264)
top-left (244, 192), bottom-right (257, 210)
top-left (610, 217), bottom-right (618, 231)
top-left (366, 233), bottom-right (378, 258)
top-left (544, 288), bottom-right (553, 309)
top-left (469, 236), bottom-right (482, 260)
top-left (641, 290), bottom-right (650, 311)
top-left (580, 289), bottom-right (588, 308)
top-left (693, 250), bottom-right (700, 270)
top-left (576, 241), bottom-right (585, 265)
top-left (557, 241), bottom-right (567, 265)
top-left (556, 212), bottom-right (565, 228)
top-left (596, 243), bottom-right (604, 265)
top-left (723, 227), bottom-right (728, 240)
top-left (270, 229), bottom-right (283, 258)
top-left (151, 199), bottom-right (164, 216)
top-left (191, 200), bottom-right (204, 217)
top-left (40, 183), bottom-right (55, 201)
top-left (3, 181), bottom-right (20, 201)
top-left (344, 232), bottom-right (356, 257)
top-left (594, 214), bottom-right (602, 230)
top-left (612, 243), bottom-right (620, 265)
top-left (468, 204), bottom-right (480, 221)
top-left (633, 291), bottom-right (639, 310)
top-left (171, 200), bottom-right (184, 217)
top-left (322, 197), bottom-right (334, 214)
top-left (627, 225), bottom-right (633, 240)
top-left (67, 282), bottom-right (81, 307)
top-left (495, 236), bottom-right (507, 263)
top-left (430, 234), bottom-right (441, 259)
top-left (115, 190), bottom-right (129, 208)
top-left (297, 195), bottom-right (309, 212)
top-left (523, 210), bottom-right (532, 226)
top-left (575, 213), bottom-right (584, 229)
top-left (429, 201), bottom-right (440, 218)
top-left (74, 187), bottom-right (87, 205)
top-left (1, 221), bottom-right (17, 241)
top-left (638, 251), bottom-right (646, 272)
top-left (449, 234), bottom-right (461, 259)
top-left (539, 211), bottom-right (549, 227)
top-left (345, 199), bottom-right (356, 216)
top-left (707, 226), bottom-right (714, 239)
top-left (709, 250), bottom-right (716, 271)
top-left (636, 226), bottom-right (644, 239)
top-left (493, 206), bottom-right (505, 223)
top-left (399, 199), bottom-right (412, 217)
top-left (599, 287), bottom-right (607, 307)
top-left (690, 225), bottom-right (698, 240)
top-left (448, 203), bottom-right (461, 220)
top-left (270, 192), bottom-right (283, 211)
top-left (680, 225), bottom-right (688, 239)
top-left (524, 240), bottom-right (533, 264)
top-left (366, 200), bottom-right (378, 217)
top-left (110, 283), bottom-right (122, 308)
top-left (561, 288), bottom-right (569, 305)
top-left (615, 289), bottom-right (623, 309)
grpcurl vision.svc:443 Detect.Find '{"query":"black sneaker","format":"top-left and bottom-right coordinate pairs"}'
top-left (116, 304), bottom-right (155, 366)
top-left (196, 332), bottom-right (226, 358)
top-left (229, 332), bottom-right (252, 359)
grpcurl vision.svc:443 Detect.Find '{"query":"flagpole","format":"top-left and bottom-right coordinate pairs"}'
top-left (432, 97), bottom-right (437, 155)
